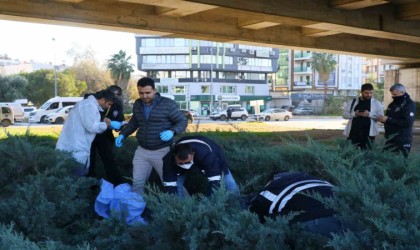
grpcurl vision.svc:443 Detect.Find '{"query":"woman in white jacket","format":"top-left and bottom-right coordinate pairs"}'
top-left (343, 83), bottom-right (384, 149)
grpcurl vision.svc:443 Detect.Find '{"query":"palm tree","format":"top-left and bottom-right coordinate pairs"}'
top-left (107, 50), bottom-right (134, 106)
top-left (311, 53), bottom-right (337, 100)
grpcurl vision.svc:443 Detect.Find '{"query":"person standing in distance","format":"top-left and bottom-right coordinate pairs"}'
top-left (115, 77), bottom-right (188, 194)
top-left (88, 85), bottom-right (126, 185)
top-left (377, 83), bottom-right (416, 157)
top-left (342, 83), bottom-right (384, 149)
top-left (56, 90), bottom-right (120, 174)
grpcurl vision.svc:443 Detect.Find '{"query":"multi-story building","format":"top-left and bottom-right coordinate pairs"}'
top-left (136, 36), bottom-right (278, 115)
top-left (362, 58), bottom-right (397, 84)
top-left (272, 50), bottom-right (363, 107)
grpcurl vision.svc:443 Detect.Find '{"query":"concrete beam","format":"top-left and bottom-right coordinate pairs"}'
top-left (183, 0), bottom-right (420, 38)
top-left (1, 0), bottom-right (420, 63)
top-left (397, 2), bottom-right (420, 20)
top-left (329, 0), bottom-right (389, 10)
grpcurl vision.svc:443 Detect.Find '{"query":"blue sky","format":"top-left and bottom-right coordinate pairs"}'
top-left (0, 20), bottom-right (137, 66)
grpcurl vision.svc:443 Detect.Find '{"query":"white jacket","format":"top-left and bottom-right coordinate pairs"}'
top-left (342, 97), bottom-right (384, 137)
top-left (56, 95), bottom-right (108, 167)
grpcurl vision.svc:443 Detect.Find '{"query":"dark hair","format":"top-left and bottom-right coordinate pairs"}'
top-left (173, 143), bottom-right (194, 160)
top-left (137, 77), bottom-right (155, 89)
top-left (107, 85), bottom-right (122, 96)
top-left (361, 83), bottom-right (374, 91)
top-left (93, 89), bottom-right (115, 102)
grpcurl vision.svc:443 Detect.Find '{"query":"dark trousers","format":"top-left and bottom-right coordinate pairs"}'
top-left (348, 135), bottom-right (375, 150)
top-left (384, 140), bottom-right (411, 158)
top-left (88, 133), bottom-right (125, 185)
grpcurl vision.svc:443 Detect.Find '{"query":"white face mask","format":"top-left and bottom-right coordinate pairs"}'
top-left (177, 160), bottom-right (194, 170)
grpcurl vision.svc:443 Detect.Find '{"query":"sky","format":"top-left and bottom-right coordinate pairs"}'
top-left (0, 20), bottom-right (138, 66)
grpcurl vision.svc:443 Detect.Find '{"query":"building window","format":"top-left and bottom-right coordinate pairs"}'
top-left (172, 71), bottom-right (190, 78)
top-left (157, 85), bottom-right (169, 93)
top-left (172, 85), bottom-right (186, 94)
top-left (201, 85), bottom-right (210, 93)
top-left (220, 86), bottom-right (236, 94)
top-left (220, 72), bottom-right (238, 79)
top-left (244, 73), bottom-right (265, 80)
top-left (245, 86), bottom-right (254, 94)
top-left (192, 71), bottom-right (199, 78)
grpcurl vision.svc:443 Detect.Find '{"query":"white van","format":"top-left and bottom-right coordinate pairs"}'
top-left (0, 103), bottom-right (24, 122)
top-left (29, 96), bottom-right (83, 123)
top-left (0, 104), bottom-right (15, 127)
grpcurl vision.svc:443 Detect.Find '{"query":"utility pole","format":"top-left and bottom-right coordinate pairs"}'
top-left (52, 37), bottom-right (58, 97)
top-left (210, 45), bottom-right (214, 112)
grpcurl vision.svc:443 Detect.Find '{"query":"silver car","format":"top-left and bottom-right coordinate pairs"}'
top-left (254, 108), bottom-right (293, 121)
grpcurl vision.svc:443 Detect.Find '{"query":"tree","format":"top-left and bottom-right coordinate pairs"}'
top-left (67, 45), bottom-right (113, 93)
top-left (107, 50), bottom-right (134, 107)
top-left (22, 69), bottom-right (87, 107)
top-left (0, 75), bottom-right (28, 102)
top-left (311, 53), bottom-right (337, 100)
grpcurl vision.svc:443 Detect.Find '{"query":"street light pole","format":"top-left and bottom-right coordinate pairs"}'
top-left (209, 46), bottom-right (214, 112)
top-left (52, 37), bottom-right (58, 97)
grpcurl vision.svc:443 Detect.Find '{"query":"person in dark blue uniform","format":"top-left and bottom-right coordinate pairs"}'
top-left (88, 85), bottom-right (126, 185)
top-left (162, 135), bottom-right (239, 197)
top-left (248, 172), bottom-right (351, 236)
top-left (377, 83), bottom-right (416, 158)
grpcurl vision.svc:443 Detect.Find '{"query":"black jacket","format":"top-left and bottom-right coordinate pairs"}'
top-left (120, 93), bottom-right (187, 150)
top-left (162, 136), bottom-right (230, 195)
top-left (249, 172), bottom-right (335, 223)
top-left (384, 93), bottom-right (416, 145)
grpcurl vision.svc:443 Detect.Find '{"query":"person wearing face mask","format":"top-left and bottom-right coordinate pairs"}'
top-left (56, 90), bottom-right (120, 175)
top-left (342, 83), bottom-right (384, 149)
top-left (162, 135), bottom-right (240, 197)
top-left (87, 85), bottom-right (127, 185)
top-left (377, 83), bottom-right (416, 157)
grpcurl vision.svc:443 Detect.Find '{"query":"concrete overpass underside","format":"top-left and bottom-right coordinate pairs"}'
top-left (1, 0), bottom-right (420, 64)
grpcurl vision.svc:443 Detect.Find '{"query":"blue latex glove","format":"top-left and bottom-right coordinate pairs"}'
top-left (160, 130), bottom-right (174, 142)
top-left (110, 121), bottom-right (122, 130)
top-left (115, 135), bottom-right (124, 148)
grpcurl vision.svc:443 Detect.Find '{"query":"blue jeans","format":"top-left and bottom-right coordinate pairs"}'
top-left (176, 171), bottom-right (240, 198)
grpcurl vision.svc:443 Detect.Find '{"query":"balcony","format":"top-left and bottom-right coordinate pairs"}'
top-left (294, 52), bottom-right (312, 60)
top-left (293, 67), bottom-right (312, 74)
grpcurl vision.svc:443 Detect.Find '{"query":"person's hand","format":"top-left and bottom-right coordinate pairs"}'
top-left (103, 117), bottom-right (111, 127)
top-left (160, 130), bottom-right (174, 141)
top-left (115, 135), bottom-right (124, 147)
top-left (377, 115), bottom-right (388, 123)
top-left (357, 110), bottom-right (369, 117)
top-left (110, 121), bottom-right (122, 130)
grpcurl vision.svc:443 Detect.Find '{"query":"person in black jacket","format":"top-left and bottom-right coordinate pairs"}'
top-left (87, 85), bottom-right (126, 185)
top-left (377, 83), bottom-right (416, 158)
top-left (116, 77), bottom-right (187, 194)
top-left (248, 172), bottom-right (349, 237)
top-left (162, 135), bottom-right (239, 197)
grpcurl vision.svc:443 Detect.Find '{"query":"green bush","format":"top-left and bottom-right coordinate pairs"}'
top-left (0, 131), bottom-right (418, 249)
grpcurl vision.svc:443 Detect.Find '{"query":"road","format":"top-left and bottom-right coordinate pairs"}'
top-left (13, 116), bottom-right (348, 131)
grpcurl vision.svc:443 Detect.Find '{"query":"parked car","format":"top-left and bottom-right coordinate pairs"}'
top-left (210, 107), bottom-right (248, 121)
top-left (281, 105), bottom-right (296, 112)
top-left (292, 107), bottom-right (314, 115)
top-left (180, 109), bottom-right (194, 124)
top-left (254, 108), bottom-right (292, 121)
top-left (23, 107), bottom-right (37, 120)
top-left (0, 104), bottom-right (14, 127)
top-left (29, 96), bottom-right (82, 123)
top-left (189, 109), bottom-right (199, 117)
top-left (45, 105), bottom-right (74, 124)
